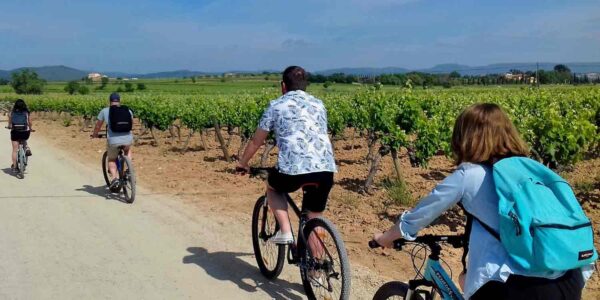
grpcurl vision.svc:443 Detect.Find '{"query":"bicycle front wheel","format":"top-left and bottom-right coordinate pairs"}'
top-left (251, 196), bottom-right (285, 279)
top-left (120, 156), bottom-right (136, 203)
top-left (300, 217), bottom-right (351, 300)
top-left (373, 282), bottom-right (424, 300)
top-left (102, 151), bottom-right (110, 186)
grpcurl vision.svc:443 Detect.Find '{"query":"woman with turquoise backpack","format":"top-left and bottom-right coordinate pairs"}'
top-left (373, 103), bottom-right (595, 300)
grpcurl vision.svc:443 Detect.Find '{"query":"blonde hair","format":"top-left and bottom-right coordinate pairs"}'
top-left (451, 103), bottom-right (529, 165)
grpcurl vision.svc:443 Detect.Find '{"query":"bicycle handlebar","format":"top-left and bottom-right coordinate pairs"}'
top-left (235, 166), bottom-right (277, 177)
top-left (5, 126), bottom-right (35, 132)
top-left (369, 234), bottom-right (464, 250)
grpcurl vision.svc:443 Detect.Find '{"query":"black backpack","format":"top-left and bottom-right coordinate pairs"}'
top-left (11, 111), bottom-right (28, 131)
top-left (108, 106), bottom-right (133, 133)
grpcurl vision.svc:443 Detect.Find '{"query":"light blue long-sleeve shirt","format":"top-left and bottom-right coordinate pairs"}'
top-left (397, 163), bottom-right (593, 299)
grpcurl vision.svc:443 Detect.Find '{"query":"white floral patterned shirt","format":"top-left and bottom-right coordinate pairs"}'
top-left (259, 90), bottom-right (337, 175)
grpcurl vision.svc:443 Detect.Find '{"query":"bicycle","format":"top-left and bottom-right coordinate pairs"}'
top-left (95, 134), bottom-right (136, 203)
top-left (241, 167), bottom-right (351, 300)
top-left (369, 235), bottom-right (465, 300)
top-left (6, 126), bottom-right (34, 179)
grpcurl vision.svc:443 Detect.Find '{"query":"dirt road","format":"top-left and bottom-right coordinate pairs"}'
top-left (0, 126), bottom-right (377, 299)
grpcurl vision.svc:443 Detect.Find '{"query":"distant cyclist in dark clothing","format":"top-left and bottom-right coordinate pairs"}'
top-left (7, 99), bottom-right (33, 171)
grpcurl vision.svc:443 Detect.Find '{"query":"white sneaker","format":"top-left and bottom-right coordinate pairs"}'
top-left (268, 231), bottom-right (294, 245)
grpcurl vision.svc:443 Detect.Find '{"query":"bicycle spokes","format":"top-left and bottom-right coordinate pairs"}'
top-left (305, 227), bottom-right (343, 299)
top-left (258, 205), bottom-right (279, 268)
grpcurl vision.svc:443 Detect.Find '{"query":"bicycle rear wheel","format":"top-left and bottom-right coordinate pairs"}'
top-left (300, 217), bottom-right (351, 300)
top-left (251, 196), bottom-right (285, 279)
top-left (373, 282), bottom-right (423, 300)
top-left (17, 146), bottom-right (26, 179)
top-left (102, 151), bottom-right (110, 186)
top-left (120, 156), bottom-right (136, 203)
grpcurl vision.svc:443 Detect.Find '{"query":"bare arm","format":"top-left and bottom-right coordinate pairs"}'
top-left (237, 128), bottom-right (269, 170)
top-left (92, 120), bottom-right (104, 138)
top-left (7, 112), bottom-right (11, 129)
top-left (28, 113), bottom-right (33, 131)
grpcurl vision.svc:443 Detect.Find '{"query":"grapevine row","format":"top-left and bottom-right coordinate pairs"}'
top-left (3, 86), bottom-right (598, 192)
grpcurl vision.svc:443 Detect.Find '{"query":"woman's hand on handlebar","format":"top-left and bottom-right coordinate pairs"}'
top-left (372, 224), bottom-right (403, 249)
top-left (372, 232), bottom-right (394, 249)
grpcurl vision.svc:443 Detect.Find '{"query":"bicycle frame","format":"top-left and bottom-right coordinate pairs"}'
top-left (261, 192), bottom-right (307, 263)
top-left (405, 257), bottom-right (463, 300)
top-left (405, 240), bottom-right (464, 300)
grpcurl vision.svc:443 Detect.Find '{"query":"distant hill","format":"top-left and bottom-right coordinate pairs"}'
top-left (417, 64), bottom-right (472, 74)
top-left (104, 70), bottom-right (211, 79)
top-left (137, 70), bottom-right (209, 79)
top-left (316, 67), bottom-right (410, 76)
top-left (0, 65), bottom-right (88, 81)
top-left (317, 62), bottom-right (600, 76)
top-left (2, 62), bottom-right (600, 81)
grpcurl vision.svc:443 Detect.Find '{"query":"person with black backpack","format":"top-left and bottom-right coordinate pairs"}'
top-left (8, 99), bottom-right (33, 172)
top-left (372, 103), bottom-right (595, 300)
top-left (92, 93), bottom-right (134, 191)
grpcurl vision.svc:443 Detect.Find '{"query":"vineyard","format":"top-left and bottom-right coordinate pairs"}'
top-left (2, 84), bottom-right (599, 193)
top-left (2, 83), bottom-right (600, 298)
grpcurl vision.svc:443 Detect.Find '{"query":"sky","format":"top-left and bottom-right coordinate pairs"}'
top-left (0, 0), bottom-right (598, 73)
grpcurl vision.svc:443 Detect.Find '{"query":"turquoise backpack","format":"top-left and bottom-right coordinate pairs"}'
top-left (468, 157), bottom-right (597, 273)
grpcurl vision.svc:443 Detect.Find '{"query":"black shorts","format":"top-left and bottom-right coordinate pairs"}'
top-left (471, 269), bottom-right (584, 300)
top-left (10, 130), bottom-right (30, 142)
top-left (268, 171), bottom-right (334, 213)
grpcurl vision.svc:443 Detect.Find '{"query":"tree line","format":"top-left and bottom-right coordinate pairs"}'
top-left (308, 64), bottom-right (599, 88)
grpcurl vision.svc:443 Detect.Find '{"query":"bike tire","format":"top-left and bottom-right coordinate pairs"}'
top-left (372, 281), bottom-right (423, 300)
top-left (251, 196), bottom-right (285, 279)
top-left (17, 147), bottom-right (26, 179)
top-left (102, 151), bottom-right (110, 186)
top-left (300, 217), bottom-right (351, 300)
top-left (120, 156), bottom-right (136, 204)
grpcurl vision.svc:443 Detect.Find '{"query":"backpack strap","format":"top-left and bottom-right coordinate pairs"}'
top-left (461, 208), bottom-right (472, 273)
top-left (458, 203), bottom-right (500, 273)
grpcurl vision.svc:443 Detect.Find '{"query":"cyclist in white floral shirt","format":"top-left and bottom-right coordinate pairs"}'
top-left (237, 66), bottom-right (337, 244)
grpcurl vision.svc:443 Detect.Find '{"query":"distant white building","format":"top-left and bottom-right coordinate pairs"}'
top-left (575, 72), bottom-right (600, 82)
top-left (586, 73), bottom-right (600, 81)
top-left (87, 72), bottom-right (103, 81)
top-left (504, 72), bottom-right (523, 81)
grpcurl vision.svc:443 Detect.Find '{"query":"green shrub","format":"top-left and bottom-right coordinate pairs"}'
top-left (64, 81), bottom-right (80, 95)
top-left (11, 69), bottom-right (46, 94)
top-left (383, 178), bottom-right (414, 207)
top-left (78, 85), bottom-right (90, 95)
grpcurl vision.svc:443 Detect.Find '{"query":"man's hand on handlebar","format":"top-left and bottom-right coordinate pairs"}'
top-left (235, 163), bottom-right (250, 175)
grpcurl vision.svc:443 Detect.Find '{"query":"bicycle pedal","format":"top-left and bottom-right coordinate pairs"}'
top-left (287, 247), bottom-right (299, 264)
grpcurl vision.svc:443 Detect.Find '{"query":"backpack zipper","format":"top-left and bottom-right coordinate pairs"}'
top-left (508, 212), bottom-right (522, 236)
top-left (535, 222), bottom-right (592, 230)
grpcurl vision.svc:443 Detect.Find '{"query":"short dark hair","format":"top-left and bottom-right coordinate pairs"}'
top-left (282, 66), bottom-right (308, 91)
top-left (109, 92), bottom-right (121, 102)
